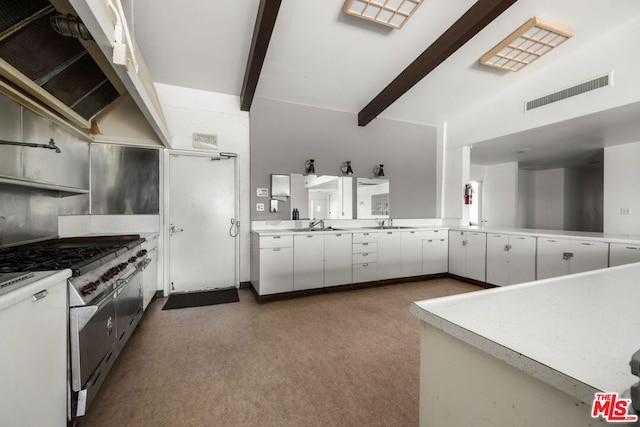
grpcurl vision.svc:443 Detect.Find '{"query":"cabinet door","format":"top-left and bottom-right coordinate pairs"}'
top-left (294, 234), bottom-right (324, 290)
top-left (609, 243), bottom-right (640, 267)
top-left (401, 230), bottom-right (427, 277)
top-left (324, 233), bottom-right (352, 287)
top-left (465, 232), bottom-right (487, 282)
top-left (0, 280), bottom-right (67, 426)
top-left (486, 234), bottom-right (509, 286)
top-left (507, 235), bottom-right (536, 284)
top-left (570, 240), bottom-right (608, 274)
top-left (448, 231), bottom-right (466, 277)
top-left (353, 262), bottom-right (378, 283)
top-left (536, 239), bottom-right (570, 280)
top-left (260, 247), bottom-right (293, 294)
top-left (423, 238), bottom-right (448, 275)
top-left (377, 231), bottom-right (402, 280)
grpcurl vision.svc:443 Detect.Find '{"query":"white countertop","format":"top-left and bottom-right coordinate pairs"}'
top-left (451, 225), bottom-right (640, 245)
top-left (411, 263), bottom-right (640, 403)
top-left (0, 270), bottom-right (71, 311)
top-left (252, 226), bottom-right (447, 236)
top-left (252, 223), bottom-right (640, 244)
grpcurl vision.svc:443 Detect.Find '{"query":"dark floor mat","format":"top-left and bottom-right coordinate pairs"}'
top-left (162, 288), bottom-right (239, 310)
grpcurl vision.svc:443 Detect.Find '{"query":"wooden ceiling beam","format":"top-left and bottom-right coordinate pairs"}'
top-left (357, 0), bottom-right (519, 126)
top-left (240, 0), bottom-right (282, 112)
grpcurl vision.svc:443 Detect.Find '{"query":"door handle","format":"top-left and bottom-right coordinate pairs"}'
top-left (32, 289), bottom-right (48, 302)
top-left (170, 225), bottom-right (184, 235)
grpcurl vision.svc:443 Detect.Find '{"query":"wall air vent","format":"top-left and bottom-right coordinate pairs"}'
top-left (525, 73), bottom-right (612, 111)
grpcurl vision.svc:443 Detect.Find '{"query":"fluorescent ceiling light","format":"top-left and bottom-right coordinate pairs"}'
top-left (480, 17), bottom-right (573, 72)
top-left (343, 0), bottom-right (423, 29)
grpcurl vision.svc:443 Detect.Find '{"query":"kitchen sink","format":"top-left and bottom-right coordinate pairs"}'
top-left (364, 226), bottom-right (414, 230)
top-left (293, 227), bottom-right (343, 232)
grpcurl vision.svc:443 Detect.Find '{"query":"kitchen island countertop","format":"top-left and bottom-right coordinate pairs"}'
top-left (411, 262), bottom-right (640, 403)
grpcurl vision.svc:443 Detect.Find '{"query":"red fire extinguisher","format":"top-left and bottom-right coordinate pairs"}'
top-left (464, 184), bottom-right (473, 205)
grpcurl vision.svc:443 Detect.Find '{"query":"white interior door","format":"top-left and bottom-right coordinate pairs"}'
top-left (169, 153), bottom-right (238, 293)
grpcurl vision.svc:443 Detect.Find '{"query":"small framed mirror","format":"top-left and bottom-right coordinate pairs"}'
top-left (270, 174), bottom-right (290, 198)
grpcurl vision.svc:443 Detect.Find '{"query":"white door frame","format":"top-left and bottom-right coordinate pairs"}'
top-left (162, 149), bottom-right (240, 296)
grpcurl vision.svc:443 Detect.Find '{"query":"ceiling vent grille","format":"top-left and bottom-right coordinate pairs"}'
top-left (525, 73), bottom-right (611, 111)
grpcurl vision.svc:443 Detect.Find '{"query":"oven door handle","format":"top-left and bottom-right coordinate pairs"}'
top-left (115, 259), bottom-right (149, 290)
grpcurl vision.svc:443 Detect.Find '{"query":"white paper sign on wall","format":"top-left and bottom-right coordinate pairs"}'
top-left (256, 188), bottom-right (269, 197)
top-left (192, 132), bottom-right (218, 149)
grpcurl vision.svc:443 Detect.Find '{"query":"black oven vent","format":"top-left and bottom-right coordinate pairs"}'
top-left (0, 0), bottom-right (119, 121)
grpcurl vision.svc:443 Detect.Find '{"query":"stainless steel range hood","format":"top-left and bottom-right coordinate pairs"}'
top-left (0, 0), bottom-right (170, 147)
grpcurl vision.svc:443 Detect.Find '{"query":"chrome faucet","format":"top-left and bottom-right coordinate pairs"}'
top-left (377, 219), bottom-right (393, 228)
top-left (309, 219), bottom-right (325, 230)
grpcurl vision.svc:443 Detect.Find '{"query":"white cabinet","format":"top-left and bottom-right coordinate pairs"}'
top-left (0, 277), bottom-right (67, 426)
top-left (353, 232), bottom-right (378, 283)
top-left (324, 233), bottom-right (352, 287)
top-left (294, 234), bottom-right (325, 291)
top-left (486, 234), bottom-right (536, 286)
top-left (448, 231), bottom-right (466, 277)
top-left (253, 234), bottom-right (294, 295)
top-left (377, 231), bottom-right (402, 280)
top-left (422, 230), bottom-right (448, 275)
top-left (448, 230), bottom-right (486, 282)
top-left (537, 238), bottom-right (609, 280)
top-left (401, 230), bottom-right (428, 277)
top-left (609, 243), bottom-right (640, 267)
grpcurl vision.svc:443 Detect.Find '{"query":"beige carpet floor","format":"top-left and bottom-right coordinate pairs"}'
top-left (79, 279), bottom-right (482, 427)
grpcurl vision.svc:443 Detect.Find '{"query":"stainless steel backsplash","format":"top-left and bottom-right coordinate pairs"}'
top-left (0, 94), bottom-right (91, 246)
top-left (90, 144), bottom-right (160, 215)
top-left (0, 93), bottom-right (159, 247)
top-left (0, 184), bottom-right (59, 246)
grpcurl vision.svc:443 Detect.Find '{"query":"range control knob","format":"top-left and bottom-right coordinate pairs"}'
top-left (136, 249), bottom-right (148, 257)
top-left (119, 262), bottom-right (128, 271)
top-left (128, 256), bottom-right (137, 264)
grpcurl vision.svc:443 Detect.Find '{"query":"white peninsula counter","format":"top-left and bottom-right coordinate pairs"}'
top-left (410, 263), bottom-right (640, 426)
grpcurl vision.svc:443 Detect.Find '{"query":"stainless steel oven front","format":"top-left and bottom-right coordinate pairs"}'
top-left (69, 253), bottom-right (148, 416)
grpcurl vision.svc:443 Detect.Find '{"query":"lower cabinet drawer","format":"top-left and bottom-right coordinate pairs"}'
top-left (260, 235), bottom-right (293, 249)
top-left (352, 252), bottom-right (377, 263)
top-left (353, 242), bottom-right (377, 253)
top-left (352, 262), bottom-right (378, 283)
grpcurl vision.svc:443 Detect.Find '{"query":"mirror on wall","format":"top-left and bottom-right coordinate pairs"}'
top-left (290, 174), bottom-right (353, 219)
top-left (356, 178), bottom-right (390, 219)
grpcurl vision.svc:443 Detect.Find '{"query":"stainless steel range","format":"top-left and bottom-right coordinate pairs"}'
top-left (0, 235), bottom-right (150, 419)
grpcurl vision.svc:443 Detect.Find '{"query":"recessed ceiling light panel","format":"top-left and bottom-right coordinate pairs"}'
top-left (480, 17), bottom-right (573, 72)
top-left (343, 0), bottom-right (423, 29)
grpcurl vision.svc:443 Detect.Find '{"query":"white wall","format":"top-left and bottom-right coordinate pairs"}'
top-left (447, 15), bottom-right (640, 149)
top-left (604, 142), bottom-right (640, 234)
top-left (469, 162), bottom-right (518, 228)
top-left (155, 83), bottom-right (251, 283)
top-left (517, 170), bottom-right (535, 228)
top-left (563, 169), bottom-right (581, 231)
top-left (250, 97), bottom-right (438, 220)
top-left (534, 169), bottom-right (565, 230)
top-left (442, 145), bottom-right (469, 224)
top-left (484, 162), bottom-right (518, 228)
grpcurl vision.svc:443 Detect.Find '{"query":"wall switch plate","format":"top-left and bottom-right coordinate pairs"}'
top-left (257, 203), bottom-right (265, 212)
top-left (621, 207), bottom-right (631, 215)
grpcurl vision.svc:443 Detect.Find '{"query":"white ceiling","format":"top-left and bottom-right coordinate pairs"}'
top-left (129, 0), bottom-right (640, 165)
